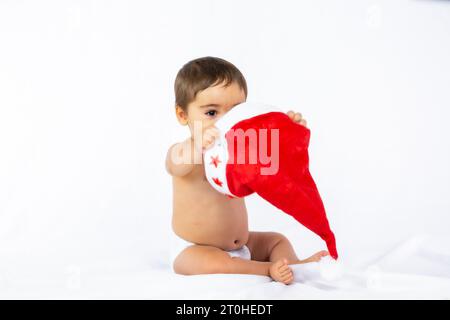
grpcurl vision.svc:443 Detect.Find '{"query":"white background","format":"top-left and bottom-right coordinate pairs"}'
top-left (0, 0), bottom-right (449, 298)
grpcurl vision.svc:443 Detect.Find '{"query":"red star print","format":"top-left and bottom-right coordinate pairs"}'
top-left (212, 177), bottom-right (223, 187)
top-left (210, 155), bottom-right (221, 168)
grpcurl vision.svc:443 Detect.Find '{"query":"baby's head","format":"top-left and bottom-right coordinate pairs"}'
top-left (174, 56), bottom-right (247, 133)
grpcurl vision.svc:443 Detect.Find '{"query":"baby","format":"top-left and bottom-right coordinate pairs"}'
top-left (166, 56), bottom-right (329, 284)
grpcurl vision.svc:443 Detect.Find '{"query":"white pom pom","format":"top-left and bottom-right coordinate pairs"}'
top-left (291, 256), bottom-right (344, 283)
top-left (318, 256), bottom-right (344, 281)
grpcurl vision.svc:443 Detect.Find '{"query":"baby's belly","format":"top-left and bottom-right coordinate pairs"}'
top-left (172, 202), bottom-right (249, 251)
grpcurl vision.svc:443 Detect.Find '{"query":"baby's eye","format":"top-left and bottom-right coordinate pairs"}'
top-left (205, 110), bottom-right (217, 117)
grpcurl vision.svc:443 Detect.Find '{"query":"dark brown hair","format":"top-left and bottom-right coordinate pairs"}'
top-left (174, 56), bottom-right (248, 111)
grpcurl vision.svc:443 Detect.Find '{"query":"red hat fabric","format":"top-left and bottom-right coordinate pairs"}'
top-left (204, 102), bottom-right (338, 259)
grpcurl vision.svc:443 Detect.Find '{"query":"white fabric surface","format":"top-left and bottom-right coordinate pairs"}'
top-left (1, 0), bottom-right (450, 301)
top-left (1, 234), bottom-right (449, 299)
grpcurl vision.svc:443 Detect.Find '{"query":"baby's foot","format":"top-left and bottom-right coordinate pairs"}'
top-left (302, 250), bottom-right (329, 263)
top-left (269, 258), bottom-right (294, 285)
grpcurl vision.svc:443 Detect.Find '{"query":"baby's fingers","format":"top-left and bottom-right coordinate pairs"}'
top-left (286, 110), bottom-right (295, 120)
top-left (293, 112), bottom-right (303, 123)
top-left (204, 126), bottom-right (220, 138)
top-left (292, 112), bottom-right (308, 128)
top-left (202, 128), bottom-right (220, 150)
top-left (202, 136), bottom-right (215, 150)
top-left (287, 111), bottom-right (307, 126)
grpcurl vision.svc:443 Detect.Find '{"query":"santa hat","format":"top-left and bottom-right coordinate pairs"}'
top-left (203, 101), bottom-right (338, 260)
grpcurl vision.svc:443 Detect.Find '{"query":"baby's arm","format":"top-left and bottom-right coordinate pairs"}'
top-left (165, 126), bottom-right (220, 177)
top-left (165, 137), bottom-right (198, 177)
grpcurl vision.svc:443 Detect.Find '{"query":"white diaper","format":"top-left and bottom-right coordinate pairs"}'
top-left (169, 232), bottom-right (252, 271)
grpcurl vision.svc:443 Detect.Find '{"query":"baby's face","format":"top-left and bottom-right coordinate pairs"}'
top-left (177, 81), bottom-right (246, 133)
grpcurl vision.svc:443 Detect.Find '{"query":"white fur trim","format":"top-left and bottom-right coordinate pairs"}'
top-left (203, 101), bottom-right (282, 197)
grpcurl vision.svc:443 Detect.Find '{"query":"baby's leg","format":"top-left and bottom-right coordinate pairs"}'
top-left (173, 244), bottom-right (272, 277)
top-left (246, 231), bottom-right (329, 265)
top-left (246, 231), bottom-right (300, 264)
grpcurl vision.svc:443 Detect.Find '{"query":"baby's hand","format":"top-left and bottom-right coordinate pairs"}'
top-left (286, 110), bottom-right (307, 128)
top-left (194, 126), bottom-right (220, 153)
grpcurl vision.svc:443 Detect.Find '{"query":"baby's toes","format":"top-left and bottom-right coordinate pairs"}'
top-left (273, 260), bottom-right (286, 271)
top-left (319, 250), bottom-right (329, 257)
top-left (279, 264), bottom-right (290, 273)
top-left (282, 269), bottom-right (293, 279)
top-left (278, 258), bottom-right (289, 268)
top-left (280, 267), bottom-right (292, 277)
top-left (282, 271), bottom-right (294, 284)
top-left (281, 267), bottom-right (293, 278)
top-left (313, 250), bottom-right (329, 260)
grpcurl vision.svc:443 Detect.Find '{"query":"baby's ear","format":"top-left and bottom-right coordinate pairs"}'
top-left (175, 105), bottom-right (188, 126)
